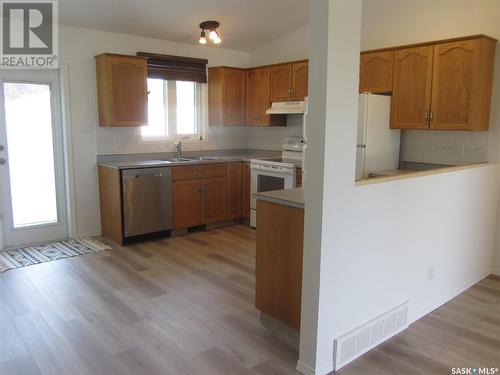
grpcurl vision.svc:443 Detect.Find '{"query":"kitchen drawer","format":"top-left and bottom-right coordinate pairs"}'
top-left (172, 163), bottom-right (227, 181)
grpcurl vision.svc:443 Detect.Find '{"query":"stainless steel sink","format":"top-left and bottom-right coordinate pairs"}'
top-left (160, 156), bottom-right (221, 163)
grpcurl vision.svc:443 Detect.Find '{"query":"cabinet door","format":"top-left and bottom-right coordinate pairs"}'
top-left (430, 40), bottom-right (478, 130)
top-left (391, 46), bottom-right (434, 129)
top-left (107, 55), bottom-right (148, 127)
top-left (257, 67), bottom-right (272, 126)
top-left (227, 162), bottom-right (242, 220)
top-left (241, 163), bottom-right (251, 220)
top-left (223, 69), bottom-right (246, 126)
top-left (173, 179), bottom-right (201, 229)
top-left (271, 64), bottom-right (292, 102)
top-left (245, 69), bottom-right (259, 126)
top-left (359, 51), bottom-right (394, 93)
top-left (201, 177), bottom-right (227, 224)
top-left (291, 61), bottom-right (308, 101)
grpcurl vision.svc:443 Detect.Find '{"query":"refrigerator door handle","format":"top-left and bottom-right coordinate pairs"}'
top-left (356, 144), bottom-right (366, 149)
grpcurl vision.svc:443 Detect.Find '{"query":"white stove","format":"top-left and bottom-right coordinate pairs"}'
top-left (250, 137), bottom-right (306, 227)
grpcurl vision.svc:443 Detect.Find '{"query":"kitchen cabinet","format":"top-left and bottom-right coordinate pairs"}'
top-left (202, 177), bottom-right (228, 224)
top-left (391, 46), bottom-right (434, 130)
top-left (359, 50), bottom-right (394, 93)
top-left (208, 67), bottom-right (246, 127)
top-left (255, 200), bottom-right (304, 330)
top-left (227, 162), bottom-right (242, 220)
top-left (95, 53), bottom-right (148, 127)
top-left (172, 164), bottom-right (228, 229)
top-left (270, 61), bottom-right (309, 102)
top-left (246, 67), bottom-right (286, 127)
top-left (98, 165), bottom-right (123, 244)
top-left (172, 179), bottom-right (202, 229)
top-left (389, 35), bottom-right (496, 130)
top-left (242, 162), bottom-right (251, 220)
top-left (430, 38), bottom-right (496, 131)
top-left (291, 61), bottom-right (309, 101)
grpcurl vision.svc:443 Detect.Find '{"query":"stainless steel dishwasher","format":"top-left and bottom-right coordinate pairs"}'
top-left (122, 167), bottom-right (172, 238)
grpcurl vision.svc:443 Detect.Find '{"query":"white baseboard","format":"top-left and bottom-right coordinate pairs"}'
top-left (411, 268), bottom-right (491, 323)
top-left (296, 360), bottom-right (333, 375)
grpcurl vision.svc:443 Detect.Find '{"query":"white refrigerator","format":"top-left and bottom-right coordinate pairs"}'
top-left (356, 94), bottom-right (401, 180)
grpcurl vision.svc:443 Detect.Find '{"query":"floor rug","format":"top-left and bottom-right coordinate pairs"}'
top-left (0, 238), bottom-right (111, 272)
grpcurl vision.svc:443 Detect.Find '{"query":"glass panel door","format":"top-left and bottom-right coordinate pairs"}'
top-left (0, 70), bottom-right (67, 248)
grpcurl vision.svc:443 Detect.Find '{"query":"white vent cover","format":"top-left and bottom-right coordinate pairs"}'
top-left (333, 301), bottom-right (409, 370)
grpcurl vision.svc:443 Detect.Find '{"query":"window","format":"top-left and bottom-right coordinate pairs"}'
top-left (142, 78), bottom-right (203, 141)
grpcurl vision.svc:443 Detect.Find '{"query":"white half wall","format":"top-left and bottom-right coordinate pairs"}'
top-left (299, 1), bottom-right (500, 374)
top-left (59, 25), bottom-right (250, 237)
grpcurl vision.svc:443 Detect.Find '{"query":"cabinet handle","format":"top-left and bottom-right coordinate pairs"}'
top-left (425, 112), bottom-right (429, 122)
top-left (429, 111), bottom-right (434, 122)
top-left (194, 168), bottom-right (204, 172)
top-left (198, 184), bottom-right (202, 192)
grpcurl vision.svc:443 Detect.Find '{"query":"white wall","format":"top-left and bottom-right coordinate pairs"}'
top-left (60, 25), bottom-right (250, 236)
top-left (248, 26), bottom-right (308, 66)
top-left (299, 1), bottom-right (500, 374)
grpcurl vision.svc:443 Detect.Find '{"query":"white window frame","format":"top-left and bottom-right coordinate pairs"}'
top-left (141, 79), bottom-right (204, 143)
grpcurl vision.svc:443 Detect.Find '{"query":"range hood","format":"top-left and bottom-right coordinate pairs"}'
top-left (266, 101), bottom-right (305, 115)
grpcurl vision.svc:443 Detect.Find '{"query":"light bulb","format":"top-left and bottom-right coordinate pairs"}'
top-left (199, 30), bottom-right (207, 44)
top-left (209, 30), bottom-right (218, 40)
top-left (214, 36), bottom-right (221, 44)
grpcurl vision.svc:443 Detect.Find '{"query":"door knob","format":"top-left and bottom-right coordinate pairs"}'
top-left (0, 158), bottom-right (6, 165)
top-left (0, 145), bottom-right (4, 151)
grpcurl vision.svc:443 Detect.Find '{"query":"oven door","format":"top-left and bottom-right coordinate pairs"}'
top-left (250, 165), bottom-right (295, 210)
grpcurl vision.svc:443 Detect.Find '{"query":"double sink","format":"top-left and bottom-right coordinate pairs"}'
top-left (162, 156), bottom-right (220, 163)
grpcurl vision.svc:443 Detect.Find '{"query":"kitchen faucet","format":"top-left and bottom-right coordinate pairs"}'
top-left (174, 141), bottom-right (182, 160)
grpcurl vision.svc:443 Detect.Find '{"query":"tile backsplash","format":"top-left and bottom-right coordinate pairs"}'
top-left (400, 130), bottom-right (489, 166)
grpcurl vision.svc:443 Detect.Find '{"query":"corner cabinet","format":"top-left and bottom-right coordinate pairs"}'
top-left (389, 35), bottom-right (496, 131)
top-left (95, 53), bottom-right (148, 127)
top-left (246, 67), bottom-right (286, 127)
top-left (208, 67), bottom-right (246, 127)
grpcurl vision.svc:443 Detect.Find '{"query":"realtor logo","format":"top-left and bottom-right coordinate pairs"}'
top-left (1, 0), bottom-right (58, 68)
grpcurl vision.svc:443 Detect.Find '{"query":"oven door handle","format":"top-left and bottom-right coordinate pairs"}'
top-left (251, 166), bottom-right (293, 174)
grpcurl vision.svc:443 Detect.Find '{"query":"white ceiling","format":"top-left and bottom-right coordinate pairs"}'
top-left (59, 0), bottom-right (309, 52)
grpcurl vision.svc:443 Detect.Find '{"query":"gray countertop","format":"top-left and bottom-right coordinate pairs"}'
top-left (254, 188), bottom-right (304, 209)
top-left (97, 149), bottom-right (282, 169)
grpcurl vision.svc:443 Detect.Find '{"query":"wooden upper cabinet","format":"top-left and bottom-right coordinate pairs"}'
top-left (391, 46), bottom-right (434, 130)
top-left (271, 63), bottom-right (293, 102)
top-left (227, 162), bottom-right (242, 220)
top-left (245, 69), bottom-right (259, 126)
top-left (95, 54), bottom-right (148, 127)
top-left (270, 61), bottom-right (308, 102)
top-left (291, 61), bottom-right (308, 101)
top-left (202, 177), bottom-right (227, 224)
top-left (359, 50), bottom-right (394, 93)
top-left (209, 67), bottom-right (246, 127)
top-left (246, 67), bottom-right (286, 127)
top-left (430, 37), bottom-right (496, 131)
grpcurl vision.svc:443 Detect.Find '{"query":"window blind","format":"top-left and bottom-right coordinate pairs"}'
top-left (137, 52), bottom-right (208, 83)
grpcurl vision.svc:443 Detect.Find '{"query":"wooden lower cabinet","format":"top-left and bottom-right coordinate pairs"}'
top-left (173, 179), bottom-right (202, 229)
top-left (227, 162), bottom-right (242, 219)
top-left (172, 162), bottom-right (253, 229)
top-left (255, 200), bottom-right (304, 330)
top-left (202, 177), bottom-right (227, 224)
top-left (242, 163), bottom-right (251, 220)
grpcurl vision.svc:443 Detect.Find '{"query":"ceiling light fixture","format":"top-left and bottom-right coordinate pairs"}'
top-left (199, 21), bottom-right (221, 45)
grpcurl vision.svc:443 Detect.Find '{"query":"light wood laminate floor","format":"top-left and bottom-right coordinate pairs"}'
top-left (1, 224), bottom-right (499, 375)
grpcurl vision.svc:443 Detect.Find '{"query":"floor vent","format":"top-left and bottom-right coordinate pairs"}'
top-left (333, 301), bottom-right (409, 370)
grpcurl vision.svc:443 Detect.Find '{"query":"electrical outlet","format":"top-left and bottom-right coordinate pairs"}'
top-left (427, 266), bottom-right (434, 282)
